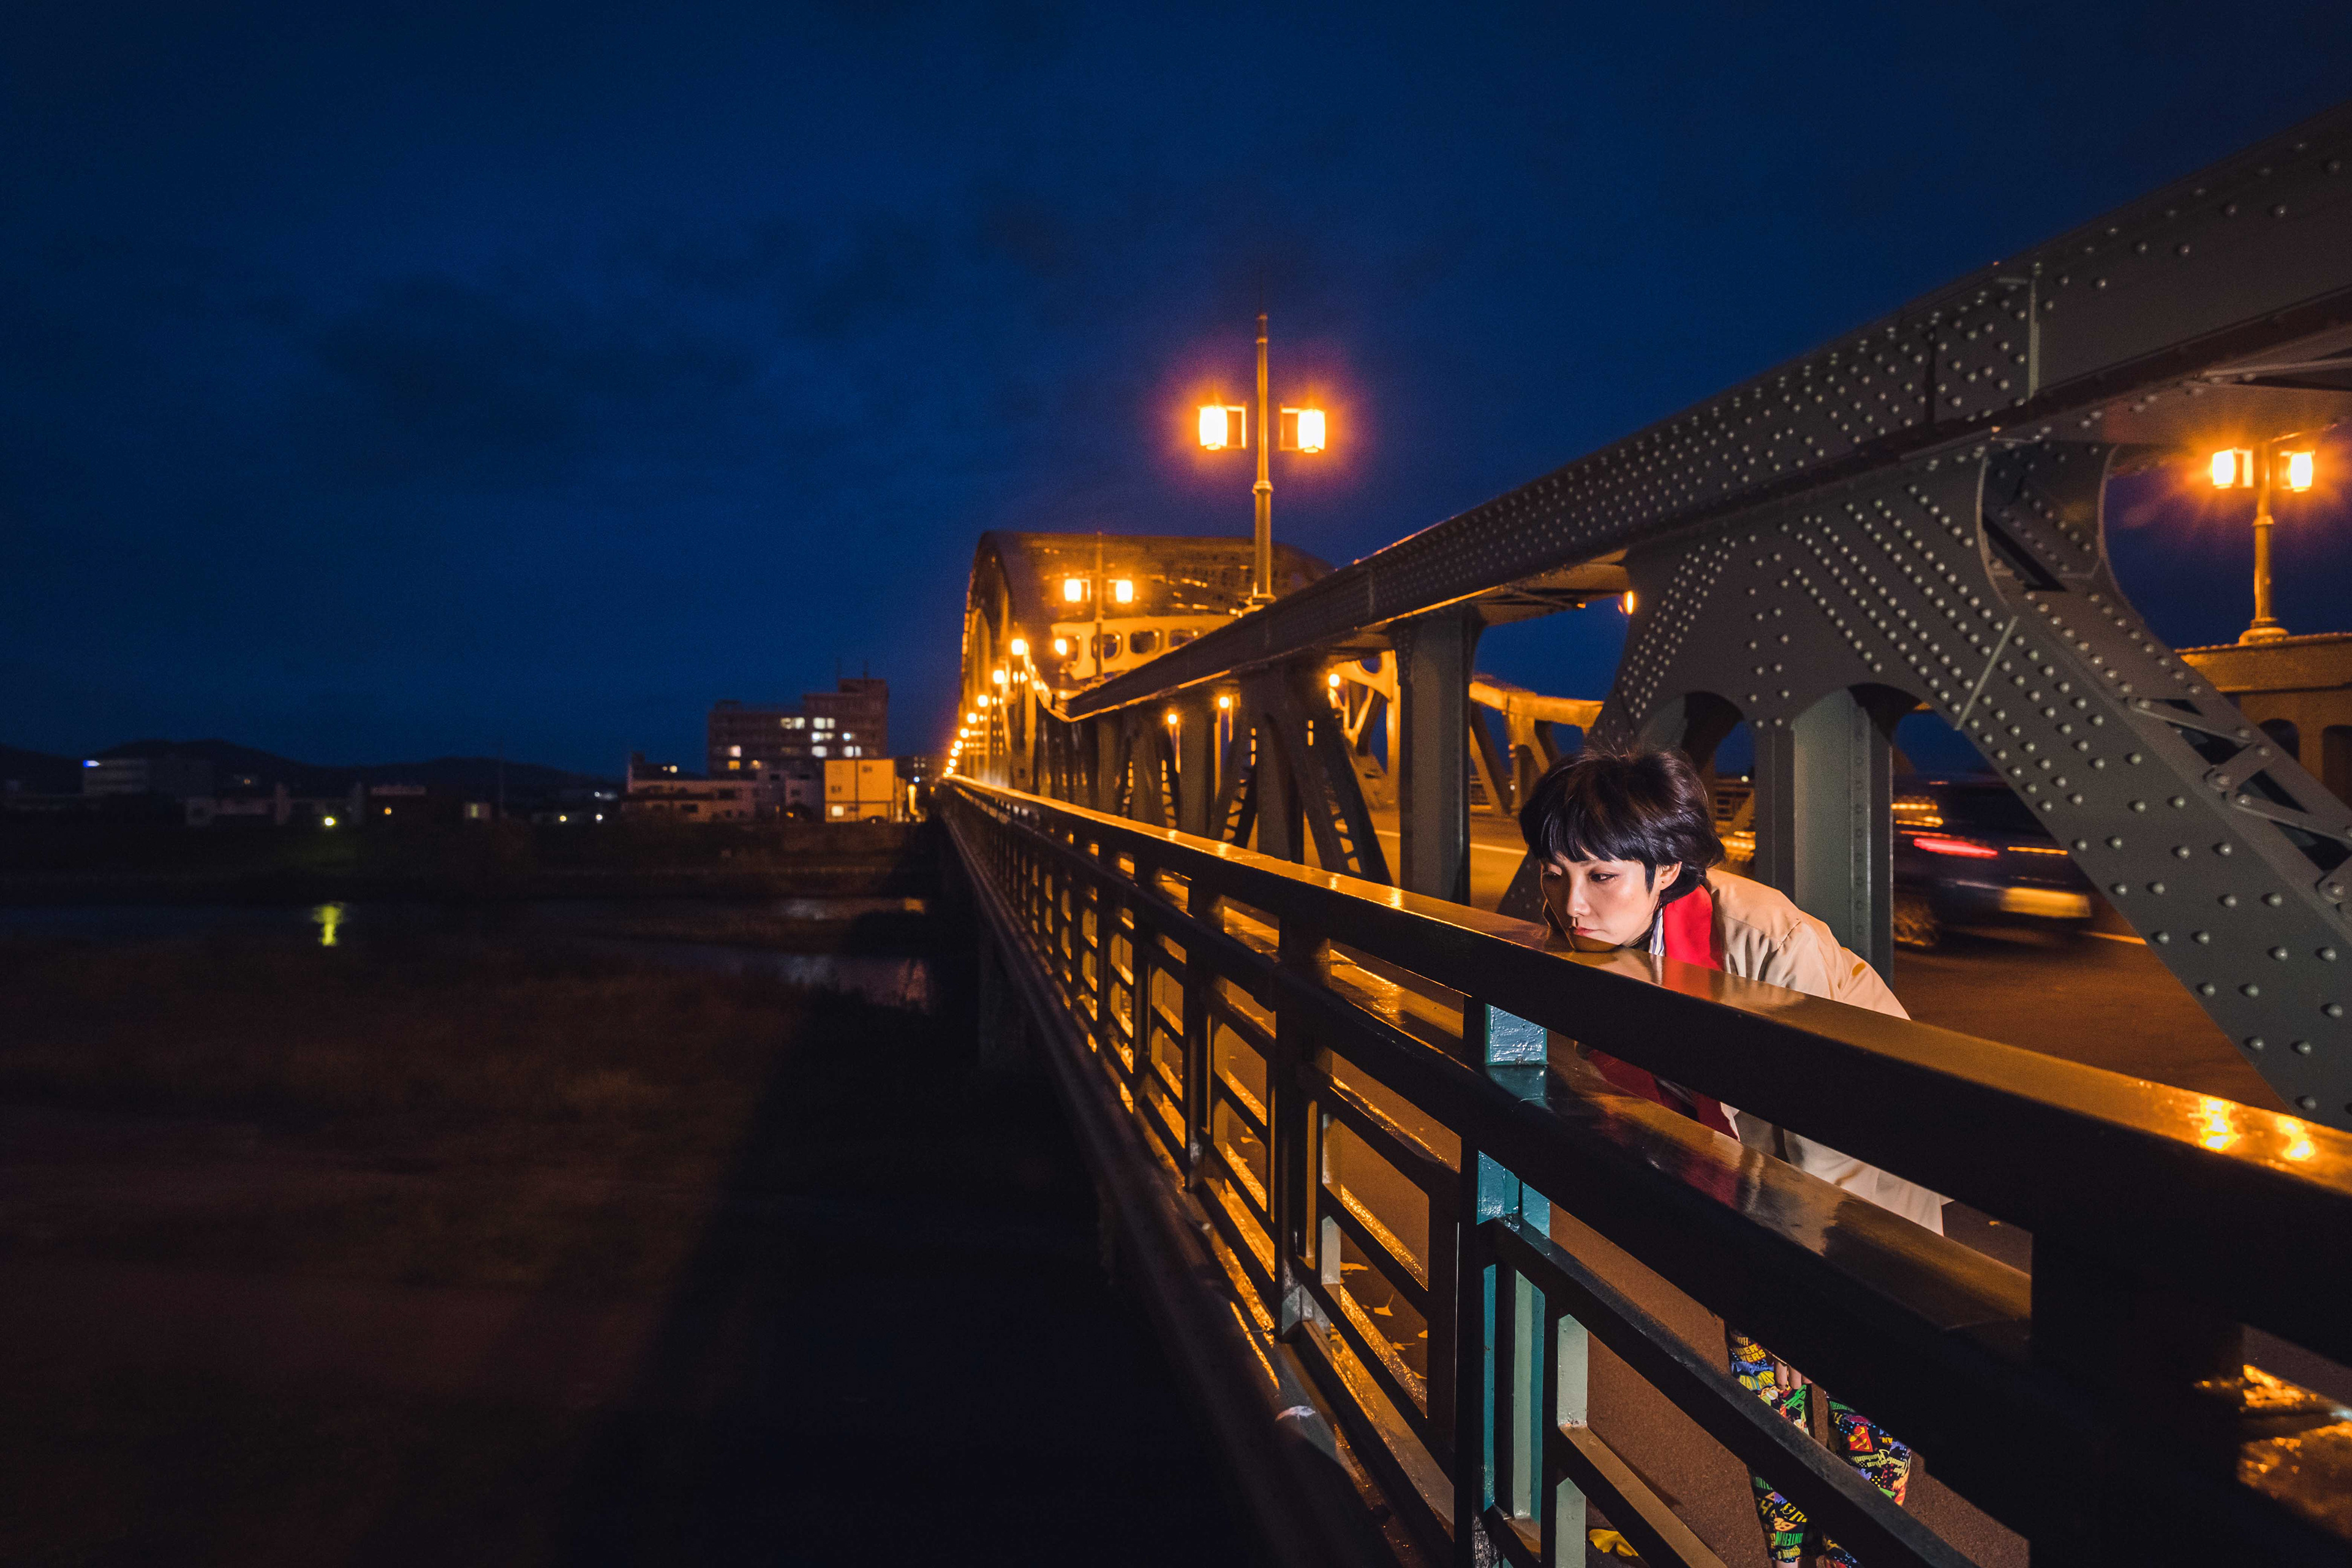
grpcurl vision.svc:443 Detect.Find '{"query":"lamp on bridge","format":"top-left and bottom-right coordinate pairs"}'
top-left (1196, 311), bottom-right (1329, 607)
top-left (2209, 440), bottom-right (2318, 644)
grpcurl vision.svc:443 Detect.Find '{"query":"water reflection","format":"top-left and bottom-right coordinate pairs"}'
top-left (312, 903), bottom-right (346, 947)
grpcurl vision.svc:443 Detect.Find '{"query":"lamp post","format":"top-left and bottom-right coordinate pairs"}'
top-left (1199, 312), bottom-right (1327, 606)
top-left (2211, 440), bottom-right (2317, 644)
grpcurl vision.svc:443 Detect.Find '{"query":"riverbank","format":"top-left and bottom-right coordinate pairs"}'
top-left (0, 818), bottom-right (937, 906)
top-left (0, 927), bottom-right (1250, 1565)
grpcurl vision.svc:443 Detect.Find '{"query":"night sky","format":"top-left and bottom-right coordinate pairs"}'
top-left (7, 4), bottom-right (2351, 775)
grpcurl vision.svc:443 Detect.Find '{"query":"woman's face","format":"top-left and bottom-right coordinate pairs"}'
top-left (1539, 856), bottom-right (1680, 951)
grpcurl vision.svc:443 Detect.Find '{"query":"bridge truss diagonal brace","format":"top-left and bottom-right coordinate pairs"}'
top-left (1586, 443), bottom-right (2352, 1127)
top-left (1230, 667), bottom-right (1393, 886)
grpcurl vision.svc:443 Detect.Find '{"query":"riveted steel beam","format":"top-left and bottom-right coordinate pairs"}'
top-left (1584, 445), bottom-right (2352, 1126)
top-left (1063, 105), bottom-right (2352, 725)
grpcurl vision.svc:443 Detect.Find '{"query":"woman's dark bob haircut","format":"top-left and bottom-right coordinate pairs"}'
top-left (1517, 748), bottom-right (1724, 905)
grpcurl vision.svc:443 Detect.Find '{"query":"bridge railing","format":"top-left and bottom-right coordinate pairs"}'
top-left (942, 778), bottom-right (2352, 1567)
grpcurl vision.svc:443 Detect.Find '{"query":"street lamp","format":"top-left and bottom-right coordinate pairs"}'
top-left (2210, 440), bottom-right (2318, 644)
top-left (1197, 312), bottom-right (1329, 606)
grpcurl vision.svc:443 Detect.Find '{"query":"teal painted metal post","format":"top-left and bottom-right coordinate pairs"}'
top-left (1457, 1003), bottom-right (1578, 1564)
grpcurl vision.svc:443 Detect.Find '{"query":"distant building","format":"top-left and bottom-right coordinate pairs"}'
top-left (82, 754), bottom-right (214, 801)
top-left (707, 677), bottom-right (888, 778)
top-left (622, 753), bottom-right (757, 821)
top-left (706, 677), bottom-right (888, 819)
top-left (186, 782), bottom-right (365, 828)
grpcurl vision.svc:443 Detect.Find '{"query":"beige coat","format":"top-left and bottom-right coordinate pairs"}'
top-left (1700, 870), bottom-right (1946, 1234)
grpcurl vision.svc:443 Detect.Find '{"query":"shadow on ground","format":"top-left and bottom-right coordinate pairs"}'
top-left (0, 929), bottom-right (1253, 1567)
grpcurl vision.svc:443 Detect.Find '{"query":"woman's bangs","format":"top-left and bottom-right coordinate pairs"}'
top-left (1537, 800), bottom-right (1657, 867)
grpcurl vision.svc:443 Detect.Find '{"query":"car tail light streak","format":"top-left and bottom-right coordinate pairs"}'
top-left (1909, 834), bottom-right (2000, 859)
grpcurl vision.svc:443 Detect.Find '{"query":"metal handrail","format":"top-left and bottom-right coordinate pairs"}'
top-left (943, 778), bottom-right (2352, 1566)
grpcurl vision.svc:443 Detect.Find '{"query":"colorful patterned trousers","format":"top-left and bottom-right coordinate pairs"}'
top-left (1726, 1329), bottom-right (1913, 1567)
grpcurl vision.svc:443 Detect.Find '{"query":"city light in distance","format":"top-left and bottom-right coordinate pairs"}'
top-left (1009, 638), bottom-right (1028, 657)
top-left (1217, 694), bottom-right (1232, 709)
top-left (977, 693), bottom-right (990, 707)
top-left (1326, 671), bottom-right (1341, 689)
top-left (1052, 637), bottom-right (1070, 655)
top-left (1164, 709), bottom-right (1178, 726)
top-left (991, 668), bottom-right (1006, 685)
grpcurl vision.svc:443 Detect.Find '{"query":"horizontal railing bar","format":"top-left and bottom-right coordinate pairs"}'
top-left (1318, 1191), bottom-right (1432, 1315)
top-left (1488, 1216), bottom-right (1970, 1568)
top-left (1297, 1273), bottom-right (1436, 1446)
top-left (1210, 1073), bottom-right (1269, 1139)
top-left (961, 782), bottom-right (2352, 1360)
top-left (1311, 1073), bottom-right (1458, 1200)
top-left (1550, 1425), bottom-right (1729, 1568)
top-left (1287, 1324), bottom-right (1455, 1556)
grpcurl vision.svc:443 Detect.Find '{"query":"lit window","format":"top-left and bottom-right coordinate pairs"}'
top-left (728, 745), bottom-right (742, 757)
top-left (728, 760), bottom-right (741, 771)
top-left (813, 745), bottom-right (827, 757)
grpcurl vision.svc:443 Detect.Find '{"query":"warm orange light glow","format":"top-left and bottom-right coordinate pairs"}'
top-left (2284, 450), bottom-right (2316, 492)
top-left (1112, 579), bottom-right (1134, 604)
top-left (976, 694), bottom-right (990, 708)
top-left (1009, 638), bottom-right (1028, 657)
top-left (1198, 405), bottom-right (1244, 450)
top-left (2211, 448), bottom-right (2253, 488)
top-left (1063, 577), bottom-right (1086, 603)
top-left (1327, 671), bottom-right (1342, 689)
top-left (1294, 407), bottom-right (1326, 453)
top-left (2194, 1096), bottom-right (2237, 1153)
top-left (1052, 637), bottom-right (1070, 656)
top-left (1217, 695), bottom-right (1232, 710)
top-left (1164, 709), bottom-right (1179, 726)
top-left (1621, 591), bottom-right (1637, 614)
top-left (991, 668), bottom-right (1007, 686)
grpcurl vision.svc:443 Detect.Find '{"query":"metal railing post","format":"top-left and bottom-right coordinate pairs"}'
top-left (1455, 1001), bottom-right (1571, 1564)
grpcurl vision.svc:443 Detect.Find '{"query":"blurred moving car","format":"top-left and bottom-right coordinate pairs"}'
top-left (1710, 774), bottom-right (2096, 949)
top-left (1891, 777), bottom-right (2095, 948)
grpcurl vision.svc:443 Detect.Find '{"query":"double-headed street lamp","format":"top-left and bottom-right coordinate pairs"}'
top-left (2209, 439), bottom-right (2318, 644)
top-left (1199, 312), bottom-right (1328, 606)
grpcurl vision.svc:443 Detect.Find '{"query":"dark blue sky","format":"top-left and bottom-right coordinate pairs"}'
top-left (6, 3), bottom-right (2350, 774)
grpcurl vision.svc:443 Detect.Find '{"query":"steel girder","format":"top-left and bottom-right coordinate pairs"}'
top-left (1001, 104), bottom-right (2352, 1123)
top-left (1580, 444), bottom-right (2352, 1125)
top-left (1061, 104), bottom-right (2352, 728)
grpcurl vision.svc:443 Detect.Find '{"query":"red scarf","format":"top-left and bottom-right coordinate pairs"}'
top-left (1583, 882), bottom-right (1737, 1138)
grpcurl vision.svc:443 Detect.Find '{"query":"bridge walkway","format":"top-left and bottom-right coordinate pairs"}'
top-left (948, 779), bottom-right (2352, 1568)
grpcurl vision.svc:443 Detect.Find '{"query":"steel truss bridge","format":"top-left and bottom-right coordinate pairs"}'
top-left (946, 104), bottom-right (2352, 1566)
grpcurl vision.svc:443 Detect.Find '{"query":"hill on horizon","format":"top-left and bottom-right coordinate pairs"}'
top-left (2, 739), bottom-right (614, 804)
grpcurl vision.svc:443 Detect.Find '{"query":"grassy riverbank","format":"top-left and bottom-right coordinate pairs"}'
top-left (0, 932), bottom-right (1248, 1565)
